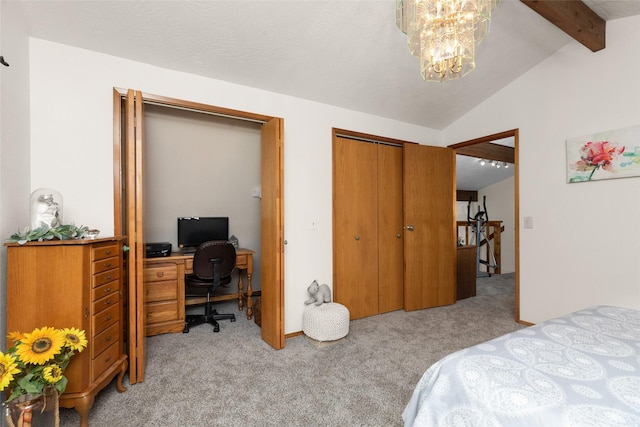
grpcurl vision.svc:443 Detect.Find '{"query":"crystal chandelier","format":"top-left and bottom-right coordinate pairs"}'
top-left (396, 0), bottom-right (499, 82)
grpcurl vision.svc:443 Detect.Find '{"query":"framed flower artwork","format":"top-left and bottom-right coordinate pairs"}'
top-left (566, 124), bottom-right (640, 183)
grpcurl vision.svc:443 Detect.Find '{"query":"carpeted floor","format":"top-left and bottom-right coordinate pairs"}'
top-left (59, 273), bottom-right (523, 426)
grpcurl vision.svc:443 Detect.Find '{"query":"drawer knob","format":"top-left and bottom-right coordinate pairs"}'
top-left (105, 262), bottom-right (112, 267)
top-left (106, 250), bottom-right (112, 255)
top-left (157, 272), bottom-right (164, 278)
top-left (105, 299), bottom-right (111, 305)
top-left (105, 336), bottom-right (112, 342)
top-left (105, 287), bottom-right (111, 293)
top-left (105, 274), bottom-right (112, 280)
top-left (105, 315), bottom-right (111, 321)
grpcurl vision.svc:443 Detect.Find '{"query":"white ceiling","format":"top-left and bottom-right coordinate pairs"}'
top-left (5, 0), bottom-right (640, 189)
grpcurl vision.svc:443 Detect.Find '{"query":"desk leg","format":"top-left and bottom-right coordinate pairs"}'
top-left (237, 271), bottom-right (245, 312)
top-left (246, 271), bottom-right (253, 320)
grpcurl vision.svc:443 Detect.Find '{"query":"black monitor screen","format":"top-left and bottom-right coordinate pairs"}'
top-left (177, 217), bottom-right (229, 249)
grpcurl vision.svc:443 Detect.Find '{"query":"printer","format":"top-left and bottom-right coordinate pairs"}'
top-left (145, 242), bottom-right (172, 258)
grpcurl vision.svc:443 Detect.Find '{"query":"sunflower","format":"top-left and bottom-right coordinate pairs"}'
top-left (16, 327), bottom-right (65, 365)
top-left (43, 364), bottom-right (64, 384)
top-left (0, 352), bottom-right (20, 391)
top-left (60, 327), bottom-right (88, 352)
top-left (6, 331), bottom-right (25, 345)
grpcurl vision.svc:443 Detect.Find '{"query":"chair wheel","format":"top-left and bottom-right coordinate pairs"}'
top-left (231, 318), bottom-right (236, 322)
top-left (183, 326), bottom-right (190, 334)
top-left (214, 325), bottom-right (220, 332)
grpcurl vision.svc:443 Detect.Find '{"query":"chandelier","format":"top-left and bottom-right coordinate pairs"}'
top-left (396, 0), bottom-right (499, 82)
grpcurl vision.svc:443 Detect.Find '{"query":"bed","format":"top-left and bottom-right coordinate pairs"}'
top-left (403, 305), bottom-right (640, 426)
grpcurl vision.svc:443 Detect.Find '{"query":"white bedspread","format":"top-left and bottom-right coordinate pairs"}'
top-left (403, 306), bottom-right (640, 427)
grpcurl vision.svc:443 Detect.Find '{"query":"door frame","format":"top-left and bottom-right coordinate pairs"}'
top-left (448, 129), bottom-right (520, 323)
top-left (113, 89), bottom-right (285, 382)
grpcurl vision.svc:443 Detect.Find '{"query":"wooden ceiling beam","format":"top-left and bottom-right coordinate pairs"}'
top-left (455, 142), bottom-right (514, 164)
top-left (520, 0), bottom-right (605, 52)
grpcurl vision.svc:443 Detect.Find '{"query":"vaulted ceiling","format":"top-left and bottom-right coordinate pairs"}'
top-left (7, 0), bottom-right (640, 131)
top-left (4, 0), bottom-right (640, 189)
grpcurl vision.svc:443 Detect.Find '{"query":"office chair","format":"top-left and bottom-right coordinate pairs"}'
top-left (183, 240), bottom-right (237, 333)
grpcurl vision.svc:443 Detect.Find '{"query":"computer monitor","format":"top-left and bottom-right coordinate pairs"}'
top-left (177, 217), bottom-right (229, 250)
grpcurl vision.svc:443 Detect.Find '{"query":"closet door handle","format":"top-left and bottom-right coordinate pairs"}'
top-left (355, 235), bottom-right (360, 241)
top-left (404, 225), bottom-right (415, 231)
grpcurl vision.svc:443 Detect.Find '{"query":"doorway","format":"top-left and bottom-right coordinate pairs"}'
top-left (113, 89), bottom-right (285, 385)
top-left (448, 129), bottom-right (520, 322)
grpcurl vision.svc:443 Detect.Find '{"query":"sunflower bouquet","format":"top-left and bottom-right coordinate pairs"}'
top-left (0, 326), bottom-right (87, 403)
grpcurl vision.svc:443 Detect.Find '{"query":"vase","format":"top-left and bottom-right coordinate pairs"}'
top-left (3, 389), bottom-right (59, 427)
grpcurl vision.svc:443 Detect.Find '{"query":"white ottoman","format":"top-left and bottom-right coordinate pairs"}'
top-left (303, 302), bottom-right (350, 342)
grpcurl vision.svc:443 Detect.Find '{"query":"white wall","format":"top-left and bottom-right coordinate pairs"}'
top-left (444, 16), bottom-right (640, 323)
top-left (26, 38), bottom-right (440, 335)
top-left (1, 1), bottom-right (33, 355)
top-left (480, 177), bottom-right (515, 274)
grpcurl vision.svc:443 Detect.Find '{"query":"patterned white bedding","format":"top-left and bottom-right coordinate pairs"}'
top-left (403, 306), bottom-right (640, 427)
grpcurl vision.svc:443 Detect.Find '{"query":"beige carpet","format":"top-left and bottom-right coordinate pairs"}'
top-left (59, 273), bottom-right (523, 426)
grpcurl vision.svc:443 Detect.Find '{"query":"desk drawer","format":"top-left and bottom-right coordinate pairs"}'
top-left (93, 268), bottom-right (120, 288)
top-left (92, 303), bottom-right (119, 335)
top-left (92, 279), bottom-right (120, 302)
top-left (144, 264), bottom-right (178, 283)
top-left (235, 254), bottom-right (248, 268)
top-left (145, 280), bottom-right (178, 303)
top-left (91, 341), bottom-right (119, 382)
top-left (146, 300), bottom-right (179, 324)
top-left (91, 322), bottom-right (119, 359)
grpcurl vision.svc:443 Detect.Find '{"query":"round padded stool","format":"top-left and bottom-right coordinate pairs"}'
top-left (303, 302), bottom-right (350, 342)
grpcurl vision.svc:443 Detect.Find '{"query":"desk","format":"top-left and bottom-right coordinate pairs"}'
top-left (144, 248), bottom-right (255, 336)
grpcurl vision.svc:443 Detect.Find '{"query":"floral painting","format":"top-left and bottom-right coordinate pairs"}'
top-left (567, 125), bottom-right (640, 183)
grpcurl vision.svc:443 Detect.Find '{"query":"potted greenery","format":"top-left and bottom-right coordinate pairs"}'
top-left (1, 327), bottom-right (87, 427)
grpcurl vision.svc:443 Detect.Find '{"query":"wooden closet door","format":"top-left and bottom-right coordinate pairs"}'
top-left (378, 144), bottom-right (403, 313)
top-left (403, 144), bottom-right (456, 311)
top-left (333, 136), bottom-right (378, 319)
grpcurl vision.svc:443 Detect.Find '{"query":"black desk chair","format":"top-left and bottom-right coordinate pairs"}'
top-left (183, 240), bottom-right (237, 333)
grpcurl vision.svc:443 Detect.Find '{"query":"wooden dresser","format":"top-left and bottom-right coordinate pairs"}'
top-left (5, 237), bottom-right (128, 427)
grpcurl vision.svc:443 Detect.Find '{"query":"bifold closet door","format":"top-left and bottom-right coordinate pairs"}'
top-left (334, 137), bottom-right (379, 319)
top-left (333, 137), bottom-right (404, 319)
top-left (377, 144), bottom-right (403, 313)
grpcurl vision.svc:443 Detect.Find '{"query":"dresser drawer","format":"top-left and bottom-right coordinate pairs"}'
top-left (146, 280), bottom-right (178, 303)
top-left (92, 303), bottom-right (119, 335)
top-left (92, 291), bottom-right (119, 315)
top-left (92, 279), bottom-right (121, 301)
top-left (91, 322), bottom-right (119, 359)
top-left (146, 300), bottom-right (179, 324)
top-left (91, 243), bottom-right (120, 261)
top-left (144, 264), bottom-right (178, 283)
top-left (185, 258), bottom-right (193, 274)
top-left (92, 256), bottom-right (120, 275)
top-left (93, 268), bottom-right (120, 288)
top-left (91, 341), bottom-right (119, 382)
